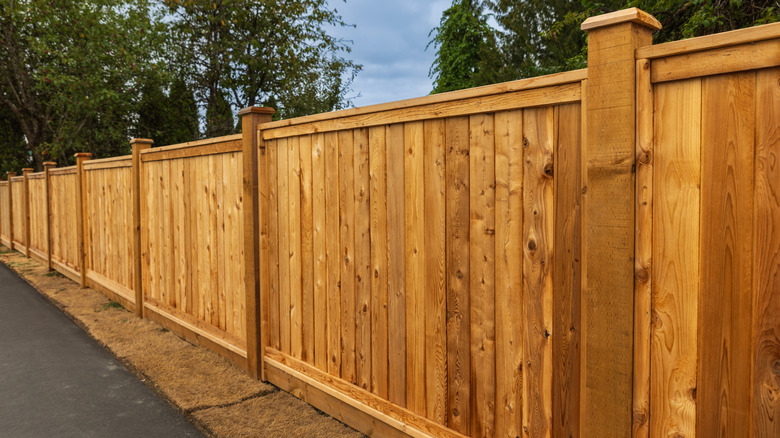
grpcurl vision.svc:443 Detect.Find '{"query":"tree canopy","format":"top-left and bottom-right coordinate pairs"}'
top-left (0, 0), bottom-right (361, 171)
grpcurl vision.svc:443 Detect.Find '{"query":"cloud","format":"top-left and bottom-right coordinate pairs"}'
top-left (329, 0), bottom-right (452, 107)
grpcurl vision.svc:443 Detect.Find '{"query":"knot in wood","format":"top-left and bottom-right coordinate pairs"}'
top-left (772, 360), bottom-right (780, 376)
top-left (527, 240), bottom-right (537, 251)
top-left (543, 163), bottom-right (554, 178)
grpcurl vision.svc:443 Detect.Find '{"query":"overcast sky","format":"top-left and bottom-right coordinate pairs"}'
top-left (328, 0), bottom-right (452, 108)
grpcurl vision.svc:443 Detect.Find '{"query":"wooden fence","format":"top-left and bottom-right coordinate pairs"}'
top-left (0, 8), bottom-right (777, 437)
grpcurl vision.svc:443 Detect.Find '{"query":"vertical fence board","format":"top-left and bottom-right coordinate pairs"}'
top-left (268, 139), bottom-right (281, 351)
top-left (325, 131), bottom-right (342, 377)
top-left (277, 138), bottom-right (292, 354)
top-left (522, 107), bottom-right (555, 437)
top-left (445, 116), bottom-right (471, 434)
top-left (300, 135), bottom-right (315, 365)
top-left (651, 78), bottom-right (701, 437)
top-left (289, 137), bottom-right (303, 360)
top-left (423, 118), bottom-right (447, 425)
top-left (312, 133), bottom-right (328, 370)
top-left (553, 103), bottom-right (582, 438)
top-left (339, 130), bottom-right (357, 384)
top-left (404, 121), bottom-right (426, 415)
top-left (495, 109), bottom-right (525, 438)
top-left (386, 123), bottom-right (407, 407)
top-left (469, 113), bottom-right (496, 437)
top-left (354, 128), bottom-right (372, 391)
top-left (698, 72), bottom-right (755, 438)
top-left (752, 66), bottom-right (780, 438)
top-left (369, 126), bottom-right (389, 398)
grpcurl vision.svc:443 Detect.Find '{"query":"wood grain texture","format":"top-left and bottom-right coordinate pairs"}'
top-left (386, 123), bottom-right (407, 407)
top-left (698, 71), bottom-right (755, 438)
top-left (552, 103), bottom-right (581, 438)
top-left (354, 128), bottom-right (372, 391)
top-left (267, 139), bottom-right (281, 351)
top-left (325, 132), bottom-right (342, 377)
top-left (469, 113), bottom-right (496, 437)
top-left (288, 137), bottom-right (304, 360)
top-left (633, 58), bottom-right (653, 438)
top-left (300, 135), bottom-right (315, 365)
top-left (423, 118), bottom-right (447, 425)
top-left (312, 133), bottom-right (328, 371)
top-left (404, 121), bottom-right (426, 415)
top-left (369, 125), bottom-right (389, 399)
top-left (522, 107), bottom-right (554, 438)
top-left (752, 67), bottom-right (780, 438)
top-left (651, 78), bottom-right (701, 437)
top-left (494, 109), bottom-right (524, 438)
top-left (277, 138), bottom-right (292, 354)
top-left (445, 116), bottom-right (471, 434)
top-left (339, 130), bottom-right (357, 384)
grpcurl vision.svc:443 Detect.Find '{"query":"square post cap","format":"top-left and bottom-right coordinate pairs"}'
top-left (22, 168), bottom-right (34, 173)
top-left (581, 8), bottom-right (661, 32)
top-left (43, 162), bottom-right (57, 167)
top-left (238, 107), bottom-right (275, 116)
top-left (74, 152), bottom-right (93, 158)
top-left (130, 138), bottom-right (154, 146)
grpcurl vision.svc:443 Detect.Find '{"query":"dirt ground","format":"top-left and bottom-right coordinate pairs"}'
top-left (0, 247), bottom-right (364, 438)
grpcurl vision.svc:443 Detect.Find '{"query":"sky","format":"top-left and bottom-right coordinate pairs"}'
top-left (328, 0), bottom-right (453, 108)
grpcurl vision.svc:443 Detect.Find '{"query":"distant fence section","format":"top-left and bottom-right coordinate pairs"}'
top-left (0, 8), bottom-right (778, 438)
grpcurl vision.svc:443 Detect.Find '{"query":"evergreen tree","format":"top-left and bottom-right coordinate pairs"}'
top-left (136, 80), bottom-right (169, 143)
top-left (165, 78), bottom-right (200, 144)
top-left (428, 0), bottom-right (501, 94)
top-left (205, 88), bottom-right (234, 137)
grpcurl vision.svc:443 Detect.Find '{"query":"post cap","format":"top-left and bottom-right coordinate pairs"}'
top-left (130, 138), bottom-right (154, 145)
top-left (238, 107), bottom-right (275, 116)
top-left (22, 168), bottom-right (34, 173)
top-left (43, 161), bottom-right (57, 167)
top-left (74, 152), bottom-right (92, 158)
top-left (581, 8), bottom-right (661, 32)
top-left (7, 172), bottom-right (16, 177)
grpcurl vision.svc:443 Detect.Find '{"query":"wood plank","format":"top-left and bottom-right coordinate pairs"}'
top-left (650, 78), bottom-right (701, 437)
top-left (423, 119), bottom-right (447, 425)
top-left (267, 140), bottom-right (281, 350)
top-left (262, 84), bottom-right (582, 140)
top-left (300, 135), bottom-right (315, 365)
top-left (633, 58), bottom-right (653, 438)
top-left (521, 107), bottom-right (554, 438)
top-left (325, 131), bottom-right (342, 377)
top-left (386, 123), bottom-right (407, 407)
top-left (265, 349), bottom-right (470, 438)
top-left (289, 137), bottom-right (304, 359)
top-left (404, 121), bottom-right (426, 416)
top-left (141, 139), bottom-right (242, 161)
top-left (552, 104), bottom-right (582, 437)
top-left (277, 138), bottom-right (292, 354)
top-left (636, 21), bottom-right (780, 59)
top-left (650, 38), bottom-right (780, 83)
top-left (445, 116), bottom-right (471, 434)
top-left (469, 113), bottom-right (496, 437)
top-left (752, 66), bottom-right (780, 438)
top-left (312, 133), bottom-right (328, 370)
top-left (339, 130), bottom-right (357, 384)
top-left (259, 69), bottom-right (586, 131)
top-left (494, 109), bottom-right (524, 438)
top-left (369, 126), bottom-right (389, 398)
top-left (354, 128), bottom-right (372, 391)
top-left (698, 71), bottom-right (755, 438)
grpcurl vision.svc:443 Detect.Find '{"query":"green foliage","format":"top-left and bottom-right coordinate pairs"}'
top-left (0, 0), bottom-right (168, 170)
top-left (164, 0), bottom-right (361, 120)
top-left (165, 78), bottom-right (200, 145)
top-left (428, 0), bottom-right (502, 93)
top-left (205, 87), bottom-right (234, 137)
top-left (492, 0), bottom-right (780, 78)
top-left (0, 102), bottom-right (29, 176)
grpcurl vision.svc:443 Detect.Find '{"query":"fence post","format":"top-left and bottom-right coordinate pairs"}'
top-left (43, 162), bottom-right (56, 270)
top-left (579, 8), bottom-right (660, 437)
top-left (131, 139), bottom-right (153, 318)
top-left (74, 153), bottom-right (91, 288)
top-left (7, 172), bottom-right (15, 251)
top-left (22, 168), bottom-right (33, 258)
top-left (239, 106), bottom-right (275, 380)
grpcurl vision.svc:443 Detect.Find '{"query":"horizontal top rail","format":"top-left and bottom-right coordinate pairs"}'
top-left (10, 176), bottom-right (23, 182)
top-left (636, 21), bottom-right (780, 59)
top-left (27, 173), bottom-right (45, 180)
top-left (258, 69), bottom-right (586, 135)
top-left (50, 166), bottom-right (77, 176)
top-left (84, 155), bottom-right (132, 171)
top-left (0, 181), bottom-right (7, 186)
top-left (140, 134), bottom-right (242, 162)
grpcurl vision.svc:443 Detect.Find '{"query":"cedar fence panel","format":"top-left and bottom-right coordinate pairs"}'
top-left (49, 167), bottom-right (81, 282)
top-left (10, 176), bottom-right (25, 252)
top-left (139, 134), bottom-right (248, 369)
top-left (0, 182), bottom-right (9, 247)
top-left (27, 172), bottom-right (47, 262)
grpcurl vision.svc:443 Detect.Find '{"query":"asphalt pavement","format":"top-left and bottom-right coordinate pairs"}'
top-left (0, 262), bottom-right (204, 438)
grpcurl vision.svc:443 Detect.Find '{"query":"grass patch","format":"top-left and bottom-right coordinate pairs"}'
top-left (103, 301), bottom-right (124, 311)
top-left (44, 271), bottom-right (63, 278)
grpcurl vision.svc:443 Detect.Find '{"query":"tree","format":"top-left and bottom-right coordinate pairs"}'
top-left (0, 0), bottom-right (168, 169)
top-left (165, 78), bottom-right (200, 145)
top-left (0, 100), bottom-right (28, 176)
top-left (164, 0), bottom-right (361, 120)
top-left (428, 0), bottom-right (502, 94)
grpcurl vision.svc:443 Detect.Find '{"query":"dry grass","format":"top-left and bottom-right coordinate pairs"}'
top-left (0, 247), bottom-right (363, 438)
